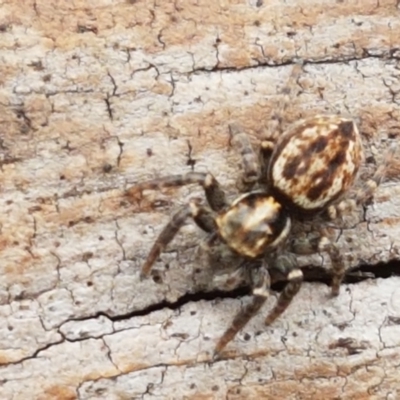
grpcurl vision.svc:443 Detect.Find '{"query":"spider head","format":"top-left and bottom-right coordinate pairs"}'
top-left (215, 192), bottom-right (291, 258)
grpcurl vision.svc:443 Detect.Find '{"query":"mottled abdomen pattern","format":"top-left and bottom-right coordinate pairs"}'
top-left (268, 115), bottom-right (363, 213)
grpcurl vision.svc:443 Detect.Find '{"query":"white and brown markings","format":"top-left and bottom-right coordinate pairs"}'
top-left (269, 115), bottom-right (363, 213)
top-left (215, 193), bottom-right (291, 258)
top-left (127, 64), bottom-right (392, 358)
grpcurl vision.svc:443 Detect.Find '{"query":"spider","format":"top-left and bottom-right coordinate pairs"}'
top-left (127, 66), bottom-right (393, 357)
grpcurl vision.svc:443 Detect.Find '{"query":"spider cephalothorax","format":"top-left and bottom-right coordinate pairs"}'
top-left (215, 192), bottom-right (290, 258)
top-left (127, 66), bottom-right (392, 357)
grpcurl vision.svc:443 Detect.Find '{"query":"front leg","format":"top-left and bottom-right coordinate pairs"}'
top-left (214, 253), bottom-right (303, 357)
top-left (214, 267), bottom-right (270, 357)
top-left (264, 253), bottom-right (303, 325)
top-left (141, 201), bottom-right (216, 278)
top-left (127, 172), bottom-right (227, 211)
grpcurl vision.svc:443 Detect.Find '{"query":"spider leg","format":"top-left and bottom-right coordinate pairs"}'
top-left (229, 123), bottom-right (260, 191)
top-left (290, 235), bottom-right (343, 296)
top-left (258, 63), bottom-right (304, 186)
top-left (141, 201), bottom-right (216, 278)
top-left (127, 172), bottom-right (227, 211)
top-left (214, 254), bottom-right (303, 357)
top-left (259, 140), bottom-right (275, 186)
top-left (264, 253), bottom-right (303, 325)
top-left (228, 63), bottom-right (304, 192)
top-left (356, 142), bottom-right (397, 204)
top-left (328, 142), bottom-right (397, 219)
top-left (266, 62), bottom-right (304, 141)
top-left (214, 267), bottom-right (270, 357)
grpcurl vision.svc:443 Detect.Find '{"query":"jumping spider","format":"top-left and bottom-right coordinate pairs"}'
top-left (127, 66), bottom-right (393, 356)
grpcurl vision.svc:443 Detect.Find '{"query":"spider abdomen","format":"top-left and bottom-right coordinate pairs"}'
top-left (268, 115), bottom-right (363, 213)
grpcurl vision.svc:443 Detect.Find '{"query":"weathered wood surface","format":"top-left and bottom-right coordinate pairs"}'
top-left (1, 0), bottom-right (400, 399)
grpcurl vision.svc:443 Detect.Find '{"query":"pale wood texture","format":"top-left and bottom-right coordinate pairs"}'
top-left (1, 0), bottom-right (400, 399)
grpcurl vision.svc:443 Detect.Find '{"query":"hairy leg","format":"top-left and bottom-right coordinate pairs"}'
top-left (328, 142), bottom-right (397, 219)
top-left (290, 234), bottom-right (343, 296)
top-left (266, 62), bottom-right (304, 141)
top-left (229, 123), bottom-right (260, 191)
top-left (214, 253), bottom-right (303, 356)
top-left (127, 172), bottom-right (227, 212)
top-left (259, 63), bottom-right (304, 184)
top-left (214, 266), bottom-right (270, 357)
top-left (141, 201), bottom-right (216, 278)
top-left (264, 253), bottom-right (303, 325)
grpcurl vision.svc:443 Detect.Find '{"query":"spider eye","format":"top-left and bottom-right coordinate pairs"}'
top-left (216, 192), bottom-right (291, 258)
